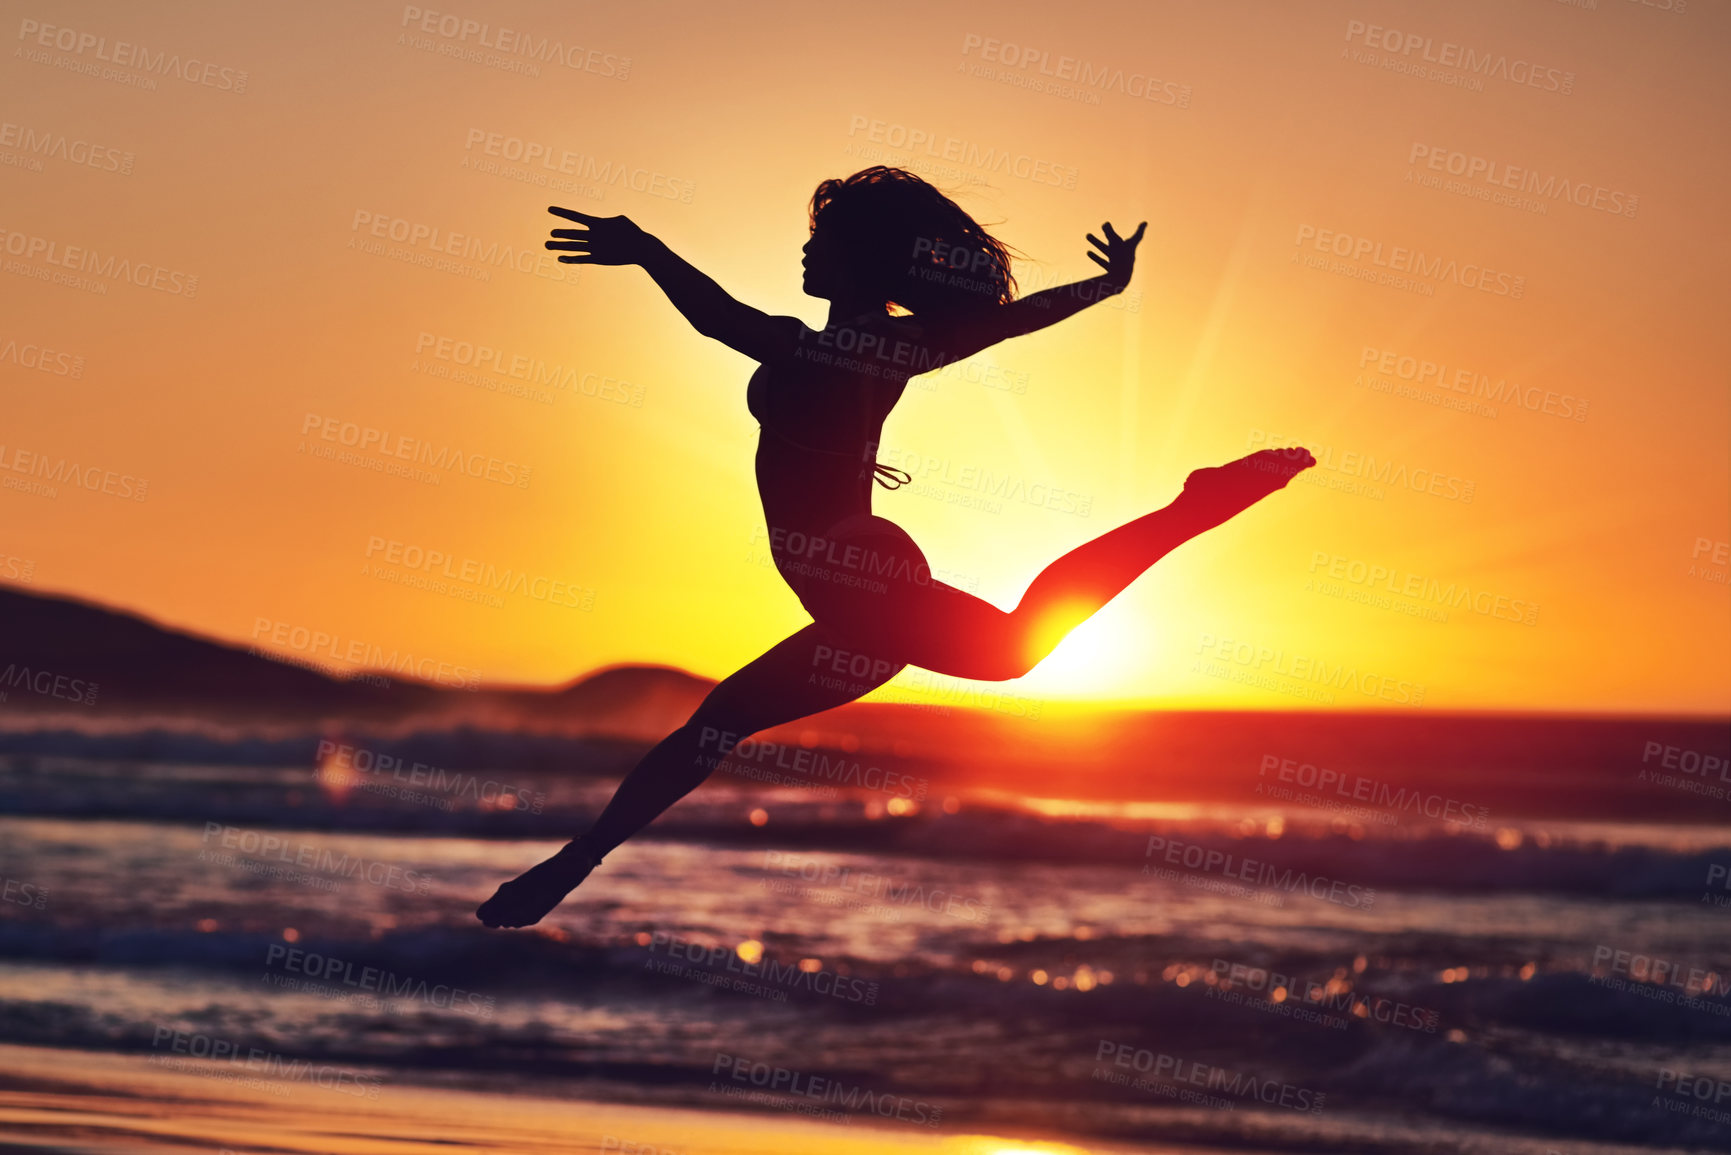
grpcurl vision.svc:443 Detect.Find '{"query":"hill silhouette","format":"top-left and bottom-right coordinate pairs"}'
top-left (0, 584), bottom-right (713, 739)
top-left (2, 583), bottom-right (1727, 824)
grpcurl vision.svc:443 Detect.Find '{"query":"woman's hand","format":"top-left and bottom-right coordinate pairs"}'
top-left (545, 206), bottom-right (656, 265)
top-left (1085, 220), bottom-right (1147, 289)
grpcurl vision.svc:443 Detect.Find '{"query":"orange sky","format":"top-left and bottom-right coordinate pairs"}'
top-left (3, 0), bottom-right (1727, 713)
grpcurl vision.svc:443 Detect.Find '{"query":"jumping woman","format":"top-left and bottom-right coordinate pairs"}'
top-left (478, 165), bottom-right (1314, 928)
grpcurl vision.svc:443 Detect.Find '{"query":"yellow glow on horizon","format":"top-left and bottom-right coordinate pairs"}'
top-left (961, 1141), bottom-right (1093, 1155)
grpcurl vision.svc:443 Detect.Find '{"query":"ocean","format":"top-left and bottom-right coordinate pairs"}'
top-left (0, 717), bottom-right (1728, 1153)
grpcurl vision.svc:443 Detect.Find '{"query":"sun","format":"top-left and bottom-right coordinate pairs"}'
top-left (1016, 603), bottom-right (1148, 699)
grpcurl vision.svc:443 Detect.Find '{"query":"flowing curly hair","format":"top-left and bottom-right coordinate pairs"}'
top-left (808, 166), bottom-right (1017, 314)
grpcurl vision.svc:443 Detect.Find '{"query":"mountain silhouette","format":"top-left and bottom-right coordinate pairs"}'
top-left (0, 583), bottom-right (713, 739)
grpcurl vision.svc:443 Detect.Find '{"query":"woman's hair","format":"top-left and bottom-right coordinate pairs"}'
top-left (808, 166), bottom-right (1016, 314)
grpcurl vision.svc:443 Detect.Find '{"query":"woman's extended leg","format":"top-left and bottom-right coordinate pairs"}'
top-left (476, 622), bottom-right (906, 928)
top-left (881, 447), bottom-right (1316, 680)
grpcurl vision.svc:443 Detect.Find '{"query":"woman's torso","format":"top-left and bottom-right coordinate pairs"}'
top-left (747, 314), bottom-right (910, 540)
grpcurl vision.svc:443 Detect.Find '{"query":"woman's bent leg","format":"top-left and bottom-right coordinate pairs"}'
top-left (476, 622), bottom-right (906, 927)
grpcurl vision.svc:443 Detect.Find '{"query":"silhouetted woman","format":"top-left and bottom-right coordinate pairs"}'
top-left (479, 166), bottom-right (1313, 927)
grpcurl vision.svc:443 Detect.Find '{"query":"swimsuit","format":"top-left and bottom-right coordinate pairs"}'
top-left (746, 318), bottom-right (930, 645)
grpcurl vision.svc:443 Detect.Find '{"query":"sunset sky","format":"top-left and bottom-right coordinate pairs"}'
top-left (3, 0), bottom-right (1727, 713)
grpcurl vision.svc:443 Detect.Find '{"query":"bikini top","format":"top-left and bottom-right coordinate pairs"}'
top-left (748, 315), bottom-right (914, 490)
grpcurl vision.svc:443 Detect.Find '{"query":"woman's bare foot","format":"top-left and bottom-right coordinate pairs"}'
top-left (476, 840), bottom-right (600, 928)
top-left (1176, 447), bottom-right (1316, 525)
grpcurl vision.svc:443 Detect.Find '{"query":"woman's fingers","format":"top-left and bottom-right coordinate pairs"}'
top-left (545, 240), bottom-right (592, 251)
top-left (548, 205), bottom-right (596, 223)
top-left (556, 254), bottom-right (599, 264)
top-left (1086, 232), bottom-right (1107, 252)
top-left (1103, 221), bottom-right (1121, 243)
top-left (1130, 221), bottom-right (1148, 243)
top-left (1087, 250), bottom-right (1110, 271)
top-left (549, 228), bottom-right (591, 239)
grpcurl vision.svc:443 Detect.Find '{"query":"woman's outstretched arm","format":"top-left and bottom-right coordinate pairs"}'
top-left (545, 206), bottom-right (798, 362)
top-left (926, 220), bottom-right (1146, 365)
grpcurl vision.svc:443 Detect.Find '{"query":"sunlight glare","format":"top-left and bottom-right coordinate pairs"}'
top-left (1018, 605), bottom-right (1148, 698)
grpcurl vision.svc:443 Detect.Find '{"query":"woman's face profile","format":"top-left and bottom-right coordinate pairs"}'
top-left (801, 223), bottom-right (845, 300)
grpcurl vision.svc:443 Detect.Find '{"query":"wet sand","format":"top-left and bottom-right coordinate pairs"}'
top-left (0, 1042), bottom-right (1181, 1155)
